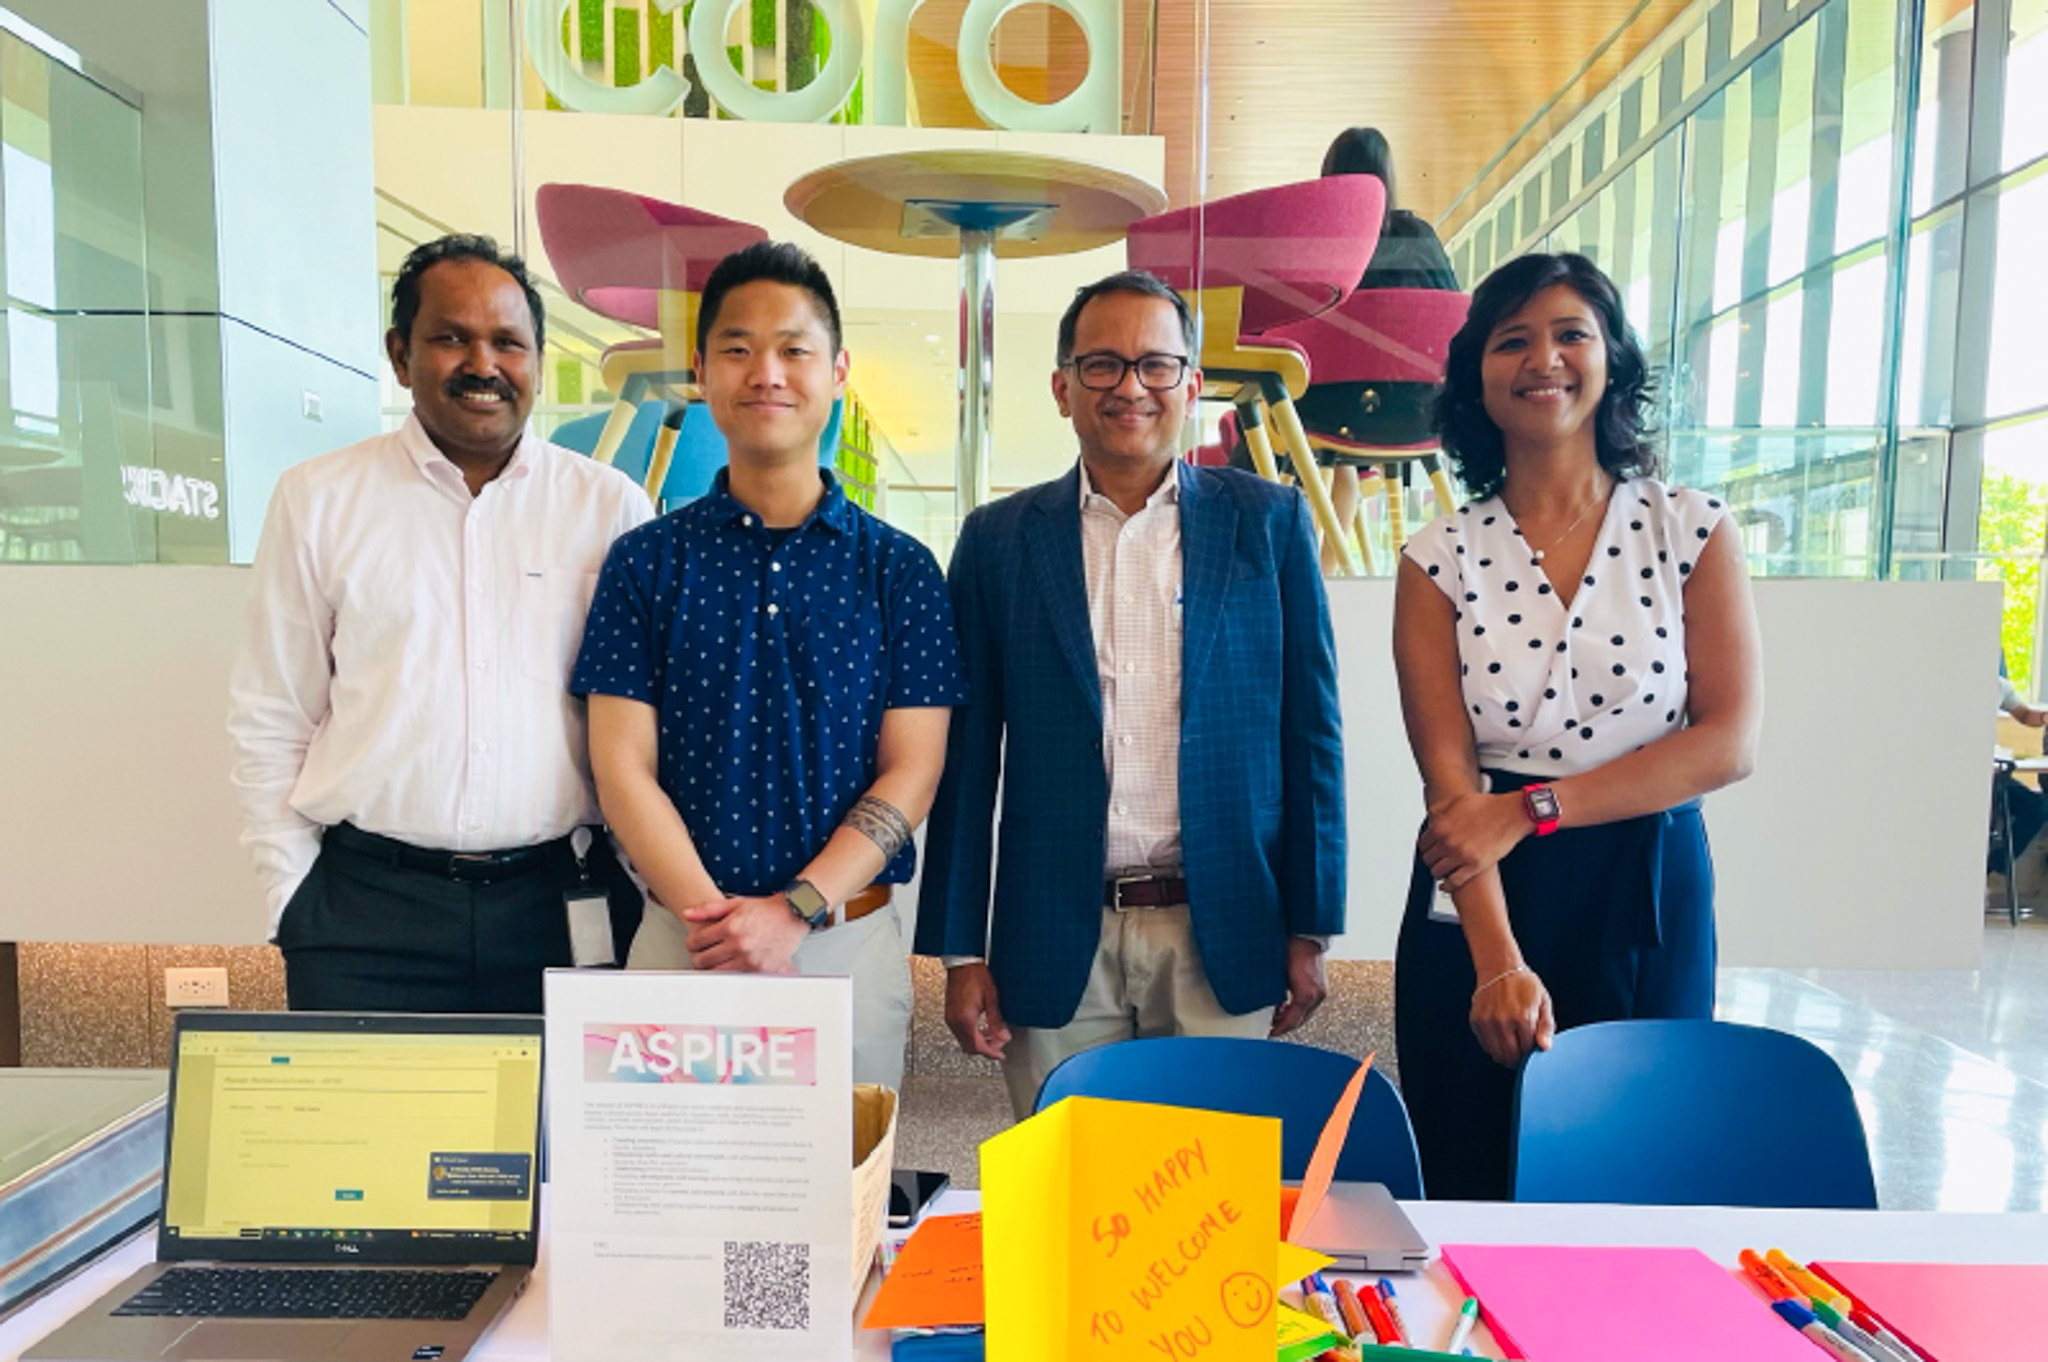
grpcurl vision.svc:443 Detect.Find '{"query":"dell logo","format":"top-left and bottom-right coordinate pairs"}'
top-left (335, 1243), bottom-right (360, 1255)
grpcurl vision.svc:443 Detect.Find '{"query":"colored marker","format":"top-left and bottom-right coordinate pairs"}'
top-left (1773, 1301), bottom-right (1879, 1362)
top-left (1304, 1276), bottom-right (1350, 1340)
top-left (1331, 1279), bottom-right (1371, 1338)
top-left (1767, 1249), bottom-right (1853, 1315)
top-left (1375, 1279), bottom-right (1411, 1345)
top-left (1851, 1308), bottom-right (1931, 1362)
top-left (1739, 1249), bottom-right (1801, 1301)
top-left (1355, 1280), bottom-right (1402, 1346)
top-left (1444, 1296), bottom-right (1480, 1355)
top-left (1813, 1299), bottom-right (1913, 1362)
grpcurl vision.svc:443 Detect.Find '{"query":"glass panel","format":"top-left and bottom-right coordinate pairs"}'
top-left (1824, 248), bottom-right (1887, 427)
top-left (2005, 0), bottom-right (2048, 174)
top-left (1977, 417), bottom-right (2048, 692)
top-left (1832, 0), bottom-right (1898, 254)
top-left (0, 33), bottom-right (196, 565)
top-left (1898, 203), bottom-right (1964, 430)
top-left (1914, 0), bottom-right (1976, 212)
top-left (1766, 20), bottom-right (1817, 289)
top-left (1985, 165), bottom-right (2048, 421)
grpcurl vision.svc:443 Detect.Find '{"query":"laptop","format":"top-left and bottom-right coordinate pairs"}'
top-left (28, 1011), bottom-right (543, 1362)
top-left (1288, 1181), bottom-right (1431, 1274)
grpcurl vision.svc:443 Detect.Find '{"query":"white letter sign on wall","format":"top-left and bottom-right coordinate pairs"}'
top-left (685, 0), bottom-right (864, 123)
top-left (524, 0), bottom-right (693, 117)
top-left (956, 0), bottom-right (1120, 133)
top-left (524, 0), bottom-right (1121, 132)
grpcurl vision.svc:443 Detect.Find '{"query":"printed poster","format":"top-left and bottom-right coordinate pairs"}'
top-left (544, 969), bottom-right (854, 1361)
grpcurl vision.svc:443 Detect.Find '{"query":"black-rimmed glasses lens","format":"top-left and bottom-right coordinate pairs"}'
top-left (1069, 353), bottom-right (1189, 391)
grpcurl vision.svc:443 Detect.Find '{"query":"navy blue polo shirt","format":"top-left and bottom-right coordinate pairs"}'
top-left (571, 470), bottom-right (966, 897)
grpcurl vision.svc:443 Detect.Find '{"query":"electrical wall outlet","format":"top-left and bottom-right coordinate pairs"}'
top-left (165, 966), bottom-right (230, 1009)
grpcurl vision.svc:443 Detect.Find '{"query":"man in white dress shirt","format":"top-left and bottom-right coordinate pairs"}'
top-left (228, 235), bottom-right (654, 1012)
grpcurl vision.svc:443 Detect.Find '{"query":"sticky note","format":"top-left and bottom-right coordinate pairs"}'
top-left (1275, 1302), bottom-right (1342, 1362)
top-left (981, 1097), bottom-right (1282, 1361)
top-left (861, 1213), bottom-right (984, 1329)
top-left (1441, 1244), bottom-right (1819, 1362)
top-left (1275, 1241), bottom-right (1333, 1288)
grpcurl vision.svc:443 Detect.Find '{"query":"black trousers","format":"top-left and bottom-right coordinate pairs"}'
top-left (1393, 777), bottom-right (1717, 1201)
top-left (277, 826), bottom-right (641, 1014)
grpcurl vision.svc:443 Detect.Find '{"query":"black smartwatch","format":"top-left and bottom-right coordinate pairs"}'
top-left (783, 878), bottom-right (831, 930)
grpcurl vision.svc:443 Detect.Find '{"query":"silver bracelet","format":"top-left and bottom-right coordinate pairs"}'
top-left (1473, 965), bottom-right (1531, 998)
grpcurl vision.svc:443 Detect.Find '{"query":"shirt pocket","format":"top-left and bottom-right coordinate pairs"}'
top-left (518, 567), bottom-right (600, 688)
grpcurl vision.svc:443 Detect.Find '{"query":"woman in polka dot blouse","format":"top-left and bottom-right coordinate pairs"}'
top-left (1390, 252), bottom-right (1764, 1200)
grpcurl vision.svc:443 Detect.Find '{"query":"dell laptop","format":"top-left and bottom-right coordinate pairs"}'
top-left (28, 1011), bottom-right (543, 1362)
top-left (1288, 1181), bottom-right (1431, 1275)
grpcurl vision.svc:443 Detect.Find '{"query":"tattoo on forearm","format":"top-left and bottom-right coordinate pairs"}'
top-left (845, 795), bottom-right (912, 862)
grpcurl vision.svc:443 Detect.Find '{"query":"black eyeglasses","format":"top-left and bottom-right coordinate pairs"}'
top-left (1065, 352), bottom-right (1191, 391)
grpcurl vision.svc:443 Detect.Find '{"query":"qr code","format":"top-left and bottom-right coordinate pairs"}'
top-left (722, 1240), bottom-right (810, 1331)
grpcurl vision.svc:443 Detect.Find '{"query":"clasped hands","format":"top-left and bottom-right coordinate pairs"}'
top-left (1417, 790), bottom-right (1532, 892)
top-left (678, 895), bottom-right (808, 973)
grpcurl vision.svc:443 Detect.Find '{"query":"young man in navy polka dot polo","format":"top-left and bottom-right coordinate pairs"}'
top-left (572, 243), bottom-right (966, 1089)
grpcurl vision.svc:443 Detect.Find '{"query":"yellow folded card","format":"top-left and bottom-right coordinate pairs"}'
top-left (982, 1096), bottom-right (1282, 1361)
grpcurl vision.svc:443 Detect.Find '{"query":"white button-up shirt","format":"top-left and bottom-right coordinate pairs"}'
top-left (228, 414), bottom-right (654, 930)
top-left (1080, 462), bottom-right (1184, 874)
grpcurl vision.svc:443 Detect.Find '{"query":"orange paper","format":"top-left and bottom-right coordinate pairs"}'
top-left (1284, 1052), bottom-right (1373, 1242)
top-left (861, 1212), bottom-right (986, 1329)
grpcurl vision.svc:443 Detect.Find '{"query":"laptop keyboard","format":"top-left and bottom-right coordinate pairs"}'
top-left (113, 1268), bottom-right (497, 1321)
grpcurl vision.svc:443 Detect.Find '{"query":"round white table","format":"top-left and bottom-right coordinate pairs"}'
top-left (786, 150), bottom-right (1167, 515)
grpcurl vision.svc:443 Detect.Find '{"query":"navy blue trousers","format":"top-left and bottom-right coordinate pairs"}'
top-left (1393, 776), bottom-right (1717, 1201)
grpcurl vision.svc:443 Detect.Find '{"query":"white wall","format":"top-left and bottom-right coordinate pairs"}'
top-left (0, 568), bottom-right (264, 945)
top-left (1326, 578), bottom-right (1999, 970)
top-left (0, 573), bottom-right (1998, 969)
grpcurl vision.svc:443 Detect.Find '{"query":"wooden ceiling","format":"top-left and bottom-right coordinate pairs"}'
top-left (908, 0), bottom-right (1698, 235)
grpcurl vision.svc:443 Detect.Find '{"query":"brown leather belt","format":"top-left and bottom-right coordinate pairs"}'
top-left (1105, 873), bottom-right (1188, 911)
top-left (843, 883), bottom-right (892, 922)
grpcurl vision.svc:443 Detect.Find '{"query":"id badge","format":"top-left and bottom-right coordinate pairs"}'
top-left (1427, 886), bottom-right (1461, 925)
top-left (566, 889), bottom-right (616, 967)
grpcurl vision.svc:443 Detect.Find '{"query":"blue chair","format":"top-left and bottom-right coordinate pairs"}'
top-left (1034, 1038), bottom-right (1424, 1199)
top-left (1511, 1019), bottom-right (1878, 1209)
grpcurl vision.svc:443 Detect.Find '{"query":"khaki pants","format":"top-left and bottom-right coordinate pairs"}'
top-left (1002, 905), bottom-right (1271, 1119)
top-left (627, 899), bottom-right (913, 1090)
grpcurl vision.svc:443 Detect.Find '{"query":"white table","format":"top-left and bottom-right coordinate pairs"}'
top-left (8, 1195), bottom-right (2045, 1360)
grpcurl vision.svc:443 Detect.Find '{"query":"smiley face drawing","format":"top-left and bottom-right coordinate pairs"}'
top-left (1218, 1271), bottom-right (1274, 1328)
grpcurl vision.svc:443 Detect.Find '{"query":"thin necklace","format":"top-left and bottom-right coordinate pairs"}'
top-left (1522, 480), bottom-right (1612, 563)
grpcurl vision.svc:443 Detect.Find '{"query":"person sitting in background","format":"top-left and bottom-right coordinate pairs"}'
top-left (1996, 665), bottom-right (2048, 876)
top-left (1322, 126), bottom-right (1458, 292)
top-left (1294, 127), bottom-right (1459, 452)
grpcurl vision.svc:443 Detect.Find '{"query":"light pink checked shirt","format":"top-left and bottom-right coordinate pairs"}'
top-left (1080, 461), bottom-right (1184, 875)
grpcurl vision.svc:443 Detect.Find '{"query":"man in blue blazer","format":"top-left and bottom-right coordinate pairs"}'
top-left (917, 270), bottom-right (1347, 1116)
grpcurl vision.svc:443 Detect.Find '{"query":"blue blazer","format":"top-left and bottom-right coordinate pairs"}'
top-left (916, 461), bottom-right (1346, 1029)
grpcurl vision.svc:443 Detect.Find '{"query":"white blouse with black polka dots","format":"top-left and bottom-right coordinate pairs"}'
top-left (1402, 476), bottom-right (1728, 779)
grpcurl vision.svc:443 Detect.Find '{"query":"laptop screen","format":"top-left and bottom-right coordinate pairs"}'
top-left (158, 1015), bottom-right (542, 1265)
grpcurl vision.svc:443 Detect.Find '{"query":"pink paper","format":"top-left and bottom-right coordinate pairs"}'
top-left (1813, 1261), bottom-right (2048, 1362)
top-left (1439, 1244), bottom-right (1821, 1362)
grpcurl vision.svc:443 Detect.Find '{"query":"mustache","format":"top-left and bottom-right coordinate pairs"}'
top-left (445, 375), bottom-right (515, 401)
